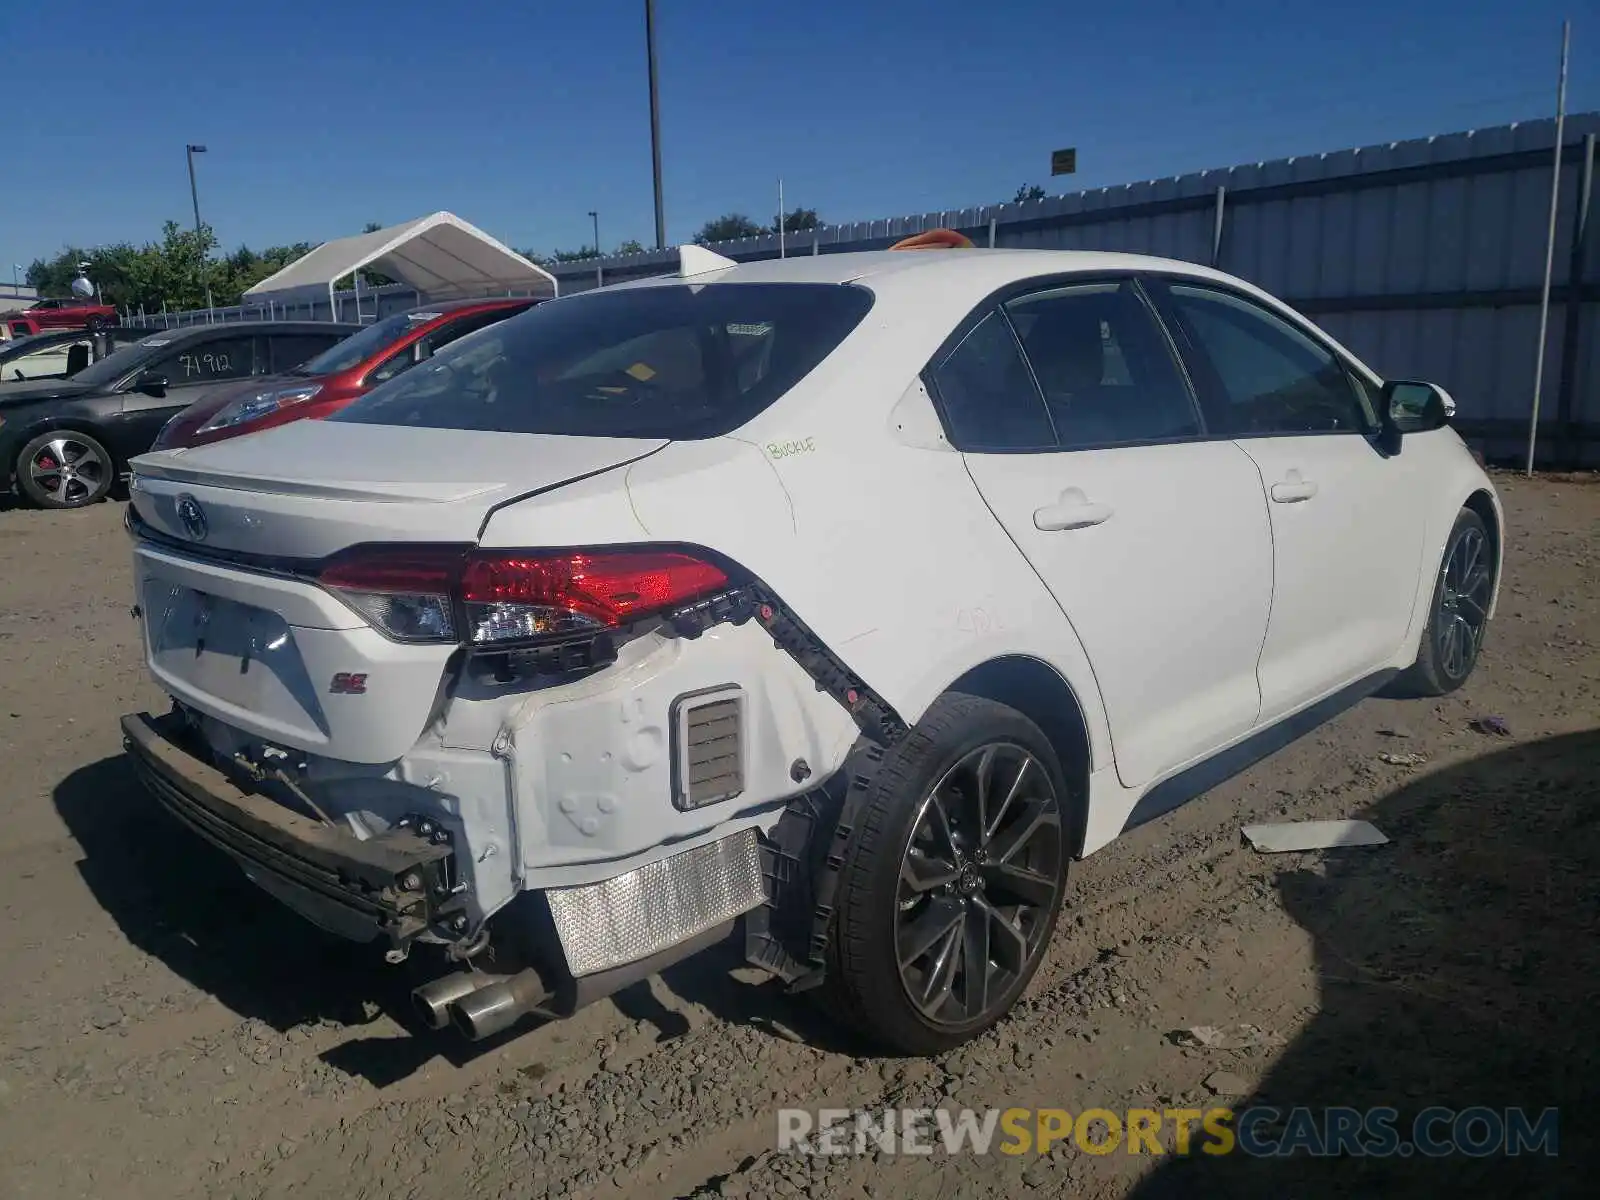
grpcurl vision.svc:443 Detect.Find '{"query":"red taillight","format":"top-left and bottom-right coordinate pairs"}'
top-left (460, 550), bottom-right (729, 644)
top-left (461, 552), bottom-right (728, 625)
top-left (319, 545), bottom-right (467, 643)
top-left (320, 545), bottom-right (466, 595)
top-left (317, 545), bottom-right (730, 646)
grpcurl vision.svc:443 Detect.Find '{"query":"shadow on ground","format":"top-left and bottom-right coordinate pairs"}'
top-left (656, 938), bottom-right (880, 1057)
top-left (53, 756), bottom-right (512, 1084)
top-left (1128, 729), bottom-right (1598, 1197)
top-left (53, 753), bottom-right (858, 1087)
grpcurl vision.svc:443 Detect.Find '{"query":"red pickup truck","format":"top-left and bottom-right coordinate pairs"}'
top-left (6, 297), bottom-right (120, 336)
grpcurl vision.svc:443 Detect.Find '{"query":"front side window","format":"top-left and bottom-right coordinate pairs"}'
top-left (333, 284), bottom-right (874, 439)
top-left (928, 309), bottom-right (1056, 451)
top-left (1163, 284), bottom-right (1374, 436)
top-left (1004, 281), bottom-right (1199, 449)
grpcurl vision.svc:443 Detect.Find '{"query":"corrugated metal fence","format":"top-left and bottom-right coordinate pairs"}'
top-left (134, 113), bottom-right (1600, 465)
top-left (129, 281), bottom-right (541, 328)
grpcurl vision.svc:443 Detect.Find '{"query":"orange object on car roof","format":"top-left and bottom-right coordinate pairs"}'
top-left (889, 229), bottom-right (975, 250)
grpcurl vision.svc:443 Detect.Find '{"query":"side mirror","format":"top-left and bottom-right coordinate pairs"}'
top-left (1377, 380), bottom-right (1452, 453)
top-left (132, 370), bottom-right (169, 397)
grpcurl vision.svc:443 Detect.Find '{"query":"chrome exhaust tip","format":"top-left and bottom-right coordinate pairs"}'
top-left (449, 967), bottom-right (550, 1041)
top-left (412, 971), bottom-right (493, 1030)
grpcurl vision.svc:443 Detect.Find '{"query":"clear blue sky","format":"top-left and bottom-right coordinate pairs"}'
top-left (6, 0), bottom-right (1594, 267)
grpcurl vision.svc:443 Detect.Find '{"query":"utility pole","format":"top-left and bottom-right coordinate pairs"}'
top-left (645, 0), bottom-right (666, 249)
top-left (1526, 19), bottom-right (1570, 476)
top-left (589, 210), bottom-right (602, 289)
top-left (186, 143), bottom-right (214, 321)
top-left (778, 178), bottom-right (785, 258)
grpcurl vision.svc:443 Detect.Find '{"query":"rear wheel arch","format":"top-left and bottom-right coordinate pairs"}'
top-left (941, 655), bottom-right (1094, 857)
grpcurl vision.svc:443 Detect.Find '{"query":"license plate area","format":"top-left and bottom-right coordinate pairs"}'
top-left (142, 579), bottom-right (327, 739)
top-left (149, 583), bottom-right (287, 680)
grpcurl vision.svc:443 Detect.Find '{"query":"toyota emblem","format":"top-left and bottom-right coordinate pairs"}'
top-left (176, 494), bottom-right (208, 541)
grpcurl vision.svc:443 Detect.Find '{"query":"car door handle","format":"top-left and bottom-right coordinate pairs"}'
top-left (1270, 475), bottom-right (1318, 503)
top-left (1034, 490), bottom-right (1114, 531)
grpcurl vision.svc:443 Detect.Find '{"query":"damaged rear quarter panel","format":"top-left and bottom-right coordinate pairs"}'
top-left (435, 623), bottom-right (859, 886)
top-left (466, 451), bottom-right (858, 883)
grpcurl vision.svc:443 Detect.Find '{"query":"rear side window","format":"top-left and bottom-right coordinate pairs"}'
top-left (332, 285), bottom-right (873, 439)
top-left (928, 309), bottom-right (1056, 451)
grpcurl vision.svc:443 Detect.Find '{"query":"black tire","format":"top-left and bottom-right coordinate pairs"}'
top-left (15, 429), bottom-right (115, 510)
top-left (1394, 508), bottom-right (1494, 697)
top-left (85, 316), bottom-right (106, 332)
top-left (822, 693), bottom-right (1073, 1055)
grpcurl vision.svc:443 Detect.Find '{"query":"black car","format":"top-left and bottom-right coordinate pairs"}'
top-left (0, 327), bottom-right (149, 385)
top-left (0, 321), bottom-right (359, 509)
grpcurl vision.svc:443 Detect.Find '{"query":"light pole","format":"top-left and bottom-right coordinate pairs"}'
top-left (645, 0), bottom-right (665, 249)
top-left (186, 143), bottom-right (214, 320)
top-left (589, 210), bottom-right (602, 289)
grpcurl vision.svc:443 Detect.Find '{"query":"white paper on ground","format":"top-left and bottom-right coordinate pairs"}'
top-left (1240, 820), bottom-right (1389, 853)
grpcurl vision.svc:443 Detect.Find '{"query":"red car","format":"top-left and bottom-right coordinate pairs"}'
top-left (7, 297), bottom-right (121, 336)
top-left (152, 297), bottom-right (541, 450)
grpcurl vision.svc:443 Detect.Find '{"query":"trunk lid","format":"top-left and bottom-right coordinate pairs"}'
top-left (128, 421), bottom-right (665, 762)
top-left (129, 420), bottom-right (666, 557)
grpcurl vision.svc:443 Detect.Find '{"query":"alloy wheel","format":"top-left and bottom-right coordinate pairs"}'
top-left (29, 436), bottom-right (107, 507)
top-left (1437, 525), bottom-right (1492, 681)
top-left (895, 742), bottom-right (1063, 1028)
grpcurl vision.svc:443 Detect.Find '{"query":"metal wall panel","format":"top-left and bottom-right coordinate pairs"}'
top-left (134, 114), bottom-right (1600, 464)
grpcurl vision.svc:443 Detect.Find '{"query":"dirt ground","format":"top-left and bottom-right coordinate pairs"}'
top-left (0, 474), bottom-right (1595, 1200)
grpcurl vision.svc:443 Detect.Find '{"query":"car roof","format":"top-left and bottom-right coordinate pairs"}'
top-left (605, 247), bottom-right (1244, 294)
top-left (131, 320), bottom-right (362, 346)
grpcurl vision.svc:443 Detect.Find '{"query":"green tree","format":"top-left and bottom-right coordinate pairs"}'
top-left (772, 207), bottom-right (820, 234)
top-left (24, 251), bottom-right (85, 297)
top-left (215, 240), bottom-right (315, 304)
top-left (614, 239), bottom-right (646, 255)
top-left (1013, 184), bottom-right (1047, 202)
top-left (551, 245), bottom-right (600, 262)
top-left (26, 222), bottom-right (305, 312)
top-left (695, 214), bottom-right (765, 244)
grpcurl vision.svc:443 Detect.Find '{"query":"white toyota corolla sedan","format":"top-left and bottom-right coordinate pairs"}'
top-left (120, 245), bottom-right (1501, 1055)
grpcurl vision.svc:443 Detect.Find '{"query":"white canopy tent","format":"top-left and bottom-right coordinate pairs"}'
top-left (242, 211), bottom-right (557, 316)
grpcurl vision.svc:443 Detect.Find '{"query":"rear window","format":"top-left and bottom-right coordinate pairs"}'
top-left (329, 283), bottom-right (874, 439)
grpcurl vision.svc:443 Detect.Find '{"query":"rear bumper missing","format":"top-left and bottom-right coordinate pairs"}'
top-left (120, 710), bottom-right (463, 949)
top-left (122, 709), bottom-right (772, 1006)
